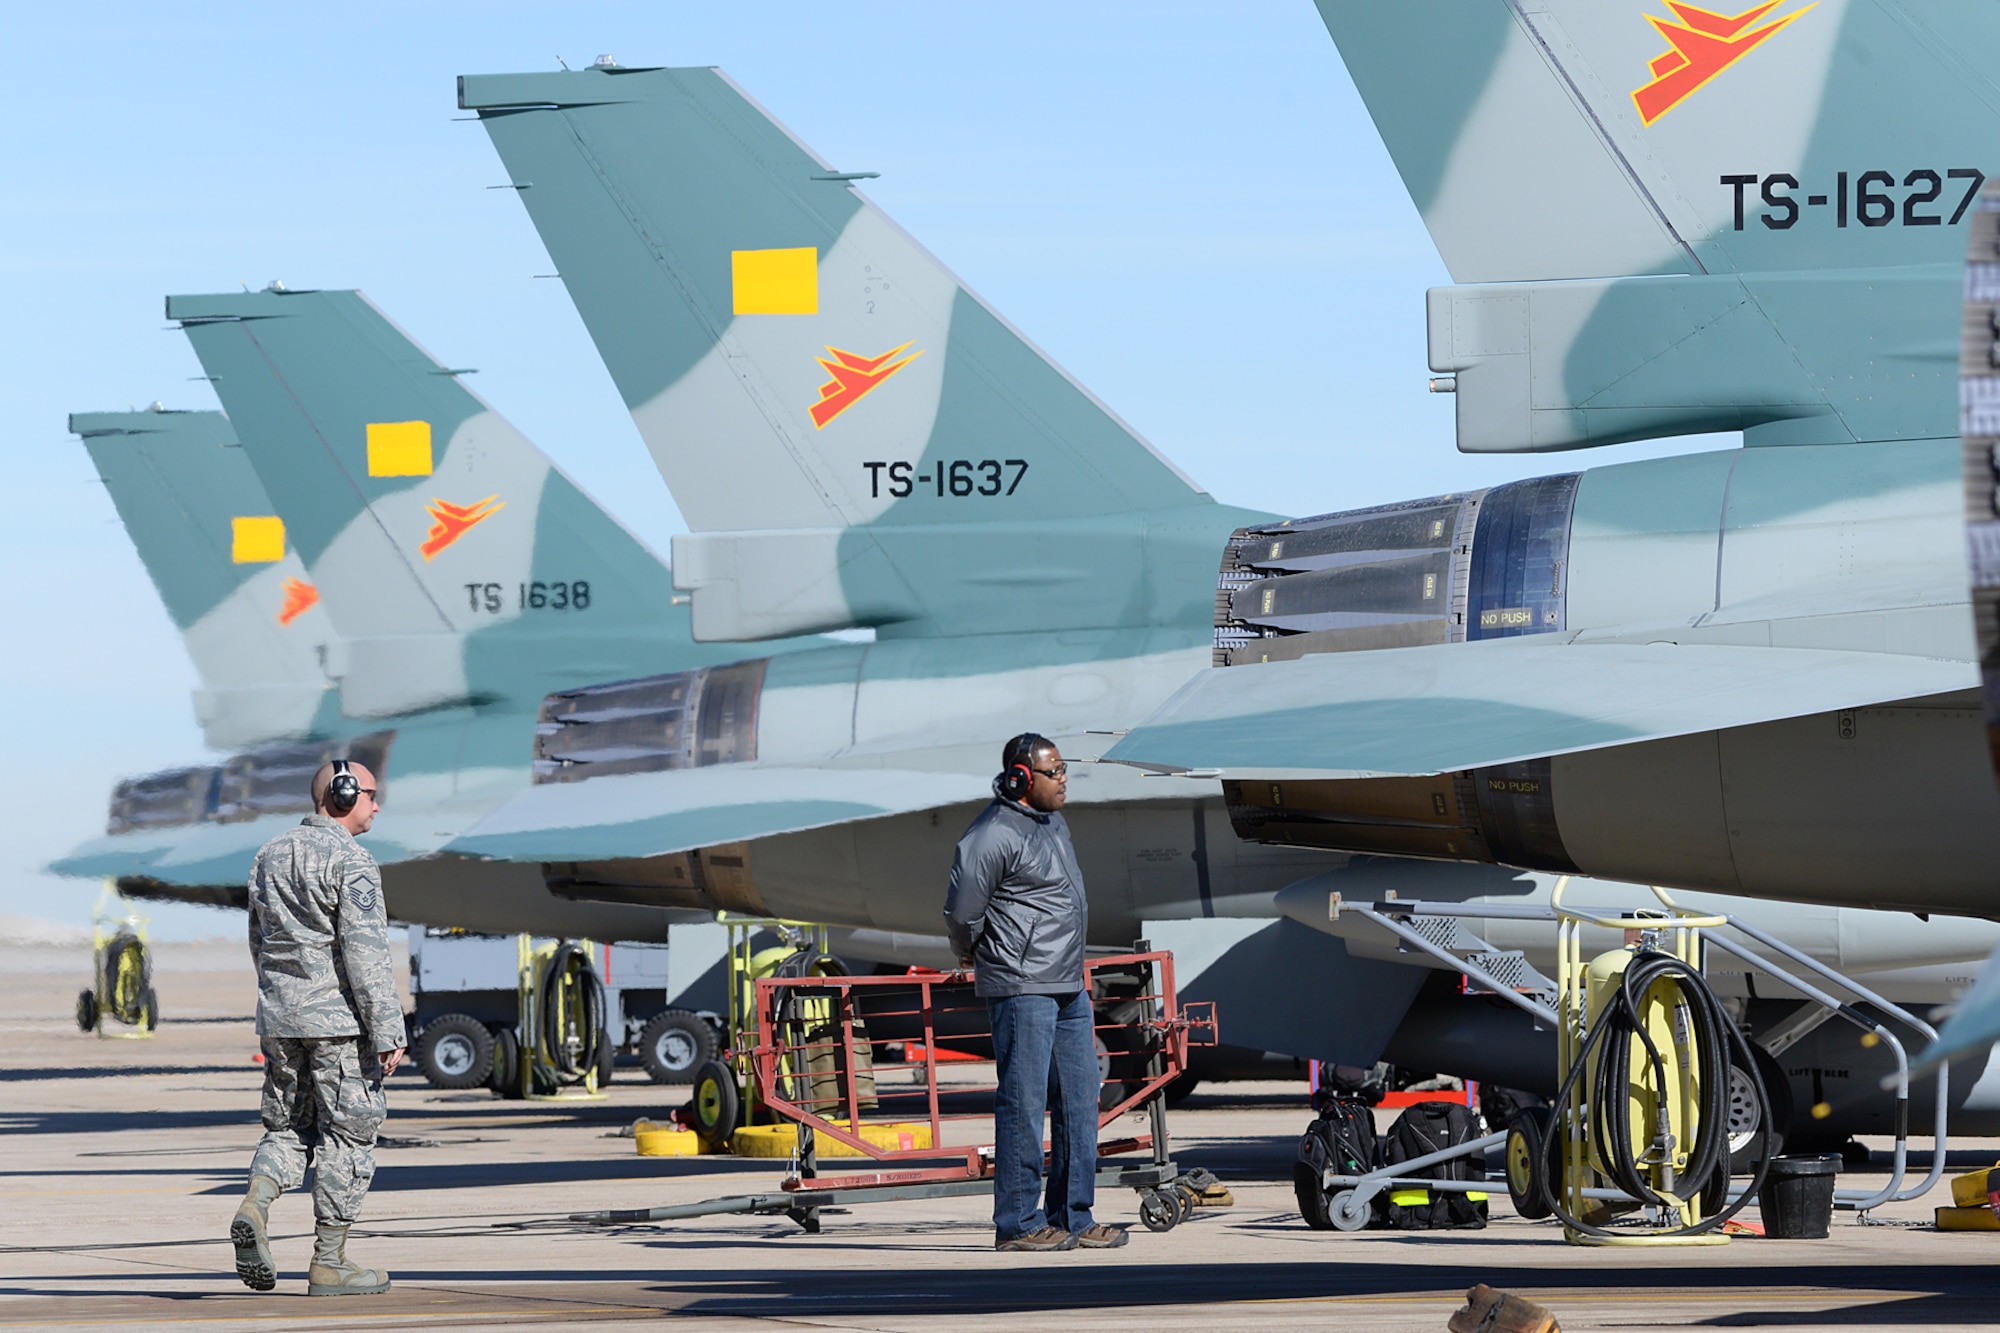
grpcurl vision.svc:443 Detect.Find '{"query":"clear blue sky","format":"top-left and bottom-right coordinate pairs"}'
top-left (1, 2), bottom-right (1721, 937)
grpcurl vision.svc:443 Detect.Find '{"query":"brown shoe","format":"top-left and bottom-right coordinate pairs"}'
top-left (995, 1225), bottom-right (1080, 1251)
top-left (1072, 1223), bottom-right (1129, 1248)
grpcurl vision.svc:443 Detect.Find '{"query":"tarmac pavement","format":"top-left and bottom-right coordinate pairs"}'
top-left (5, 939), bottom-right (2000, 1331)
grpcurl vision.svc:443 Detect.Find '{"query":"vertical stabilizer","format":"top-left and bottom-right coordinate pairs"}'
top-left (72, 407), bottom-right (335, 747)
top-left (1317, 1), bottom-right (2000, 453)
top-left (1317, 0), bottom-right (2000, 282)
top-left (460, 66), bottom-right (1263, 640)
top-left (169, 289), bottom-right (715, 715)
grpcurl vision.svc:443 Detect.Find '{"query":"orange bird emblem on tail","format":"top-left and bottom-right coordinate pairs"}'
top-left (277, 577), bottom-right (319, 626)
top-left (809, 342), bottom-right (922, 428)
top-left (419, 495), bottom-right (505, 561)
top-left (1632, 2), bottom-right (1814, 126)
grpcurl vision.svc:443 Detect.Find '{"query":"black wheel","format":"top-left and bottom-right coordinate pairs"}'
top-left (137, 988), bottom-right (159, 1032)
top-left (595, 1032), bottom-right (616, 1088)
top-left (690, 1058), bottom-right (740, 1145)
top-left (639, 1009), bottom-right (717, 1084)
top-left (1093, 1017), bottom-right (1146, 1112)
top-left (75, 989), bottom-right (97, 1033)
top-left (1163, 1072), bottom-right (1201, 1106)
top-left (1294, 1162), bottom-right (1336, 1229)
top-left (1139, 1189), bottom-right (1178, 1232)
top-left (1329, 1189), bottom-right (1371, 1231)
top-left (1727, 1043), bottom-right (1791, 1174)
top-left (1505, 1106), bottom-right (1555, 1221)
top-left (415, 1014), bottom-right (494, 1090)
top-left (489, 1025), bottom-right (523, 1099)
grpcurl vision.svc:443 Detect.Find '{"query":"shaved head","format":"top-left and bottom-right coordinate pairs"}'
top-left (311, 759), bottom-right (380, 833)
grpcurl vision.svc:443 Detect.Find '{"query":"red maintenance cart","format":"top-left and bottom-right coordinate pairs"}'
top-left (573, 948), bottom-right (1223, 1234)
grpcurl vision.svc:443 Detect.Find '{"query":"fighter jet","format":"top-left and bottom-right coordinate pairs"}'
top-left (1094, 1), bottom-right (2000, 919)
top-left (72, 320), bottom-right (1993, 1146)
top-left (53, 305), bottom-right (832, 939)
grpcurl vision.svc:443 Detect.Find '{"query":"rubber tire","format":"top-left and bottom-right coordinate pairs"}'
top-left (1329, 1189), bottom-right (1372, 1231)
top-left (75, 989), bottom-right (97, 1033)
top-left (416, 1014), bottom-right (494, 1090)
top-left (137, 988), bottom-right (158, 1032)
top-left (595, 1033), bottom-right (616, 1088)
top-left (1727, 1043), bottom-right (1791, 1174)
top-left (639, 1009), bottom-right (717, 1085)
top-left (1139, 1189), bottom-right (1179, 1232)
top-left (489, 1026), bottom-right (523, 1099)
top-left (1294, 1159), bottom-right (1336, 1230)
top-left (1094, 1020), bottom-right (1146, 1113)
top-left (1505, 1106), bottom-right (1555, 1221)
top-left (690, 1058), bottom-right (740, 1145)
top-left (1163, 1072), bottom-right (1201, 1107)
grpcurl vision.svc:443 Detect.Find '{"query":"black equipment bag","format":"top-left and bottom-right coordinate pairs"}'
top-left (1380, 1101), bottom-right (1489, 1230)
top-left (1292, 1096), bottom-right (1380, 1228)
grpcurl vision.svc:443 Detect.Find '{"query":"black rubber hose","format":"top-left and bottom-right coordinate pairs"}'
top-left (1542, 947), bottom-right (1774, 1238)
top-left (103, 931), bottom-right (150, 1025)
top-left (537, 941), bottom-right (606, 1079)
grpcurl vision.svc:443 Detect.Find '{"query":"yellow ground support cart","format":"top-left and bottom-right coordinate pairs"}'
top-left (1310, 881), bottom-right (1948, 1240)
top-left (76, 887), bottom-right (156, 1040)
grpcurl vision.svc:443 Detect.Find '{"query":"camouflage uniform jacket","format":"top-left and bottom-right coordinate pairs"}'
top-left (247, 814), bottom-right (406, 1052)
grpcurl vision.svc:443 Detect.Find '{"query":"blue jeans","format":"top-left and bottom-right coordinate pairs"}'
top-left (987, 990), bottom-right (1099, 1239)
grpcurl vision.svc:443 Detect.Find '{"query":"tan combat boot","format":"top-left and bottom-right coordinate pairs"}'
top-left (305, 1223), bottom-right (391, 1296)
top-left (229, 1175), bottom-right (281, 1291)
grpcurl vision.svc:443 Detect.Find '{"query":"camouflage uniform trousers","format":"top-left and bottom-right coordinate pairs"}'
top-left (248, 1035), bottom-right (386, 1226)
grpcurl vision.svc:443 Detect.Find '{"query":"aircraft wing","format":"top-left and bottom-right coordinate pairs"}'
top-left (444, 764), bottom-right (995, 863)
top-left (1103, 640), bottom-right (1976, 779)
top-left (49, 803), bottom-right (502, 888)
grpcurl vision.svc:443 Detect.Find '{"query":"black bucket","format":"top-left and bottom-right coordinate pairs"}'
top-left (1757, 1153), bottom-right (1839, 1238)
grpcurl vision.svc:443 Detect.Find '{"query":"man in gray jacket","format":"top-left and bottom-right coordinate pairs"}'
top-left (944, 734), bottom-right (1126, 1251)
top-left (229, 759), bottom-right (407, 1296)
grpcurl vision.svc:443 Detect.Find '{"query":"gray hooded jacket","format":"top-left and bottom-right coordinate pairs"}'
top-left (943, 787), bottom-right (1088, 998)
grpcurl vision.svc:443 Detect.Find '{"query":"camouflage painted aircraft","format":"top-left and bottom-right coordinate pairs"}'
top-left (429, 59), bottom-right (2000, 1108)
top-left (1093, 1), bottom-right (2000, 920)
top-left (72, 408), bottom-right (337, 750)
top-left (61, 378), bottom-right (2000, 1131)
top-left (52, 295), bottom-right (840, 940)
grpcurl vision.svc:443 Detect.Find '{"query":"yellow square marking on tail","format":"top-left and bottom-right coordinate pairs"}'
top-left (732, 247), bottom-right (818, 315)
top-left (231, 516), bottom-right (285, 564)
top-left (366, 420), bottom-right (433, 477)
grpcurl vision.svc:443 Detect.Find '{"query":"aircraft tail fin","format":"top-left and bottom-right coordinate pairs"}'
top-left (1316, 0), bottom-right (2000, 283)
top-left (459, 66), bottom-right (1250, 640)
top-left (1316, 2), bottom-right (2000, 453)
top-left (71, 407), bottom-right (335, 747)
top-left (169, 288), bottom-right (693, 716)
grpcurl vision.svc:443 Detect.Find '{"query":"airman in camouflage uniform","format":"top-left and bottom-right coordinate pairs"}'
top-left (229, 759), bottom-right (407, 1297)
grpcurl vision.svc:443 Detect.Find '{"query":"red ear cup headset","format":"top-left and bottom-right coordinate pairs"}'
top-left (997, 732), bottom-right (1051, 802)
top-left (325, 758), bottom-right (361, 816)
top-left (999, 762), bottom-right (1035, 802)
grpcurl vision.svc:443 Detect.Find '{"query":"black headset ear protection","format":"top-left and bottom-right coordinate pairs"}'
top-left (324, 758), bottom-right (361, 816)
top-left (997, 732), bottom-right (1048, 803)
top-left (999, 762), bottom-right (1035, 802)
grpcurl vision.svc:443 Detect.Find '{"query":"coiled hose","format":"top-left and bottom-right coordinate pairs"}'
top-left (536, 941), bottom-right (606, 1080)
top-left (101, 930), bottom-right (151, 1025)
top-left (1543, 947), bottom-right (1774, 1238)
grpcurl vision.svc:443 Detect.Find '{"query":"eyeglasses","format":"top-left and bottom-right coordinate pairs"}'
top-left (355, 788), bottom-right (378, 801)
top-left (1033, 763), bottom-right (1067, 780)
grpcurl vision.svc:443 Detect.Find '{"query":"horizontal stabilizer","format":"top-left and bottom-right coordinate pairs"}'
top-left (1105, 640), bottom-right (1976, 779)
top-left (445, 764), bottom-right (993, 863)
